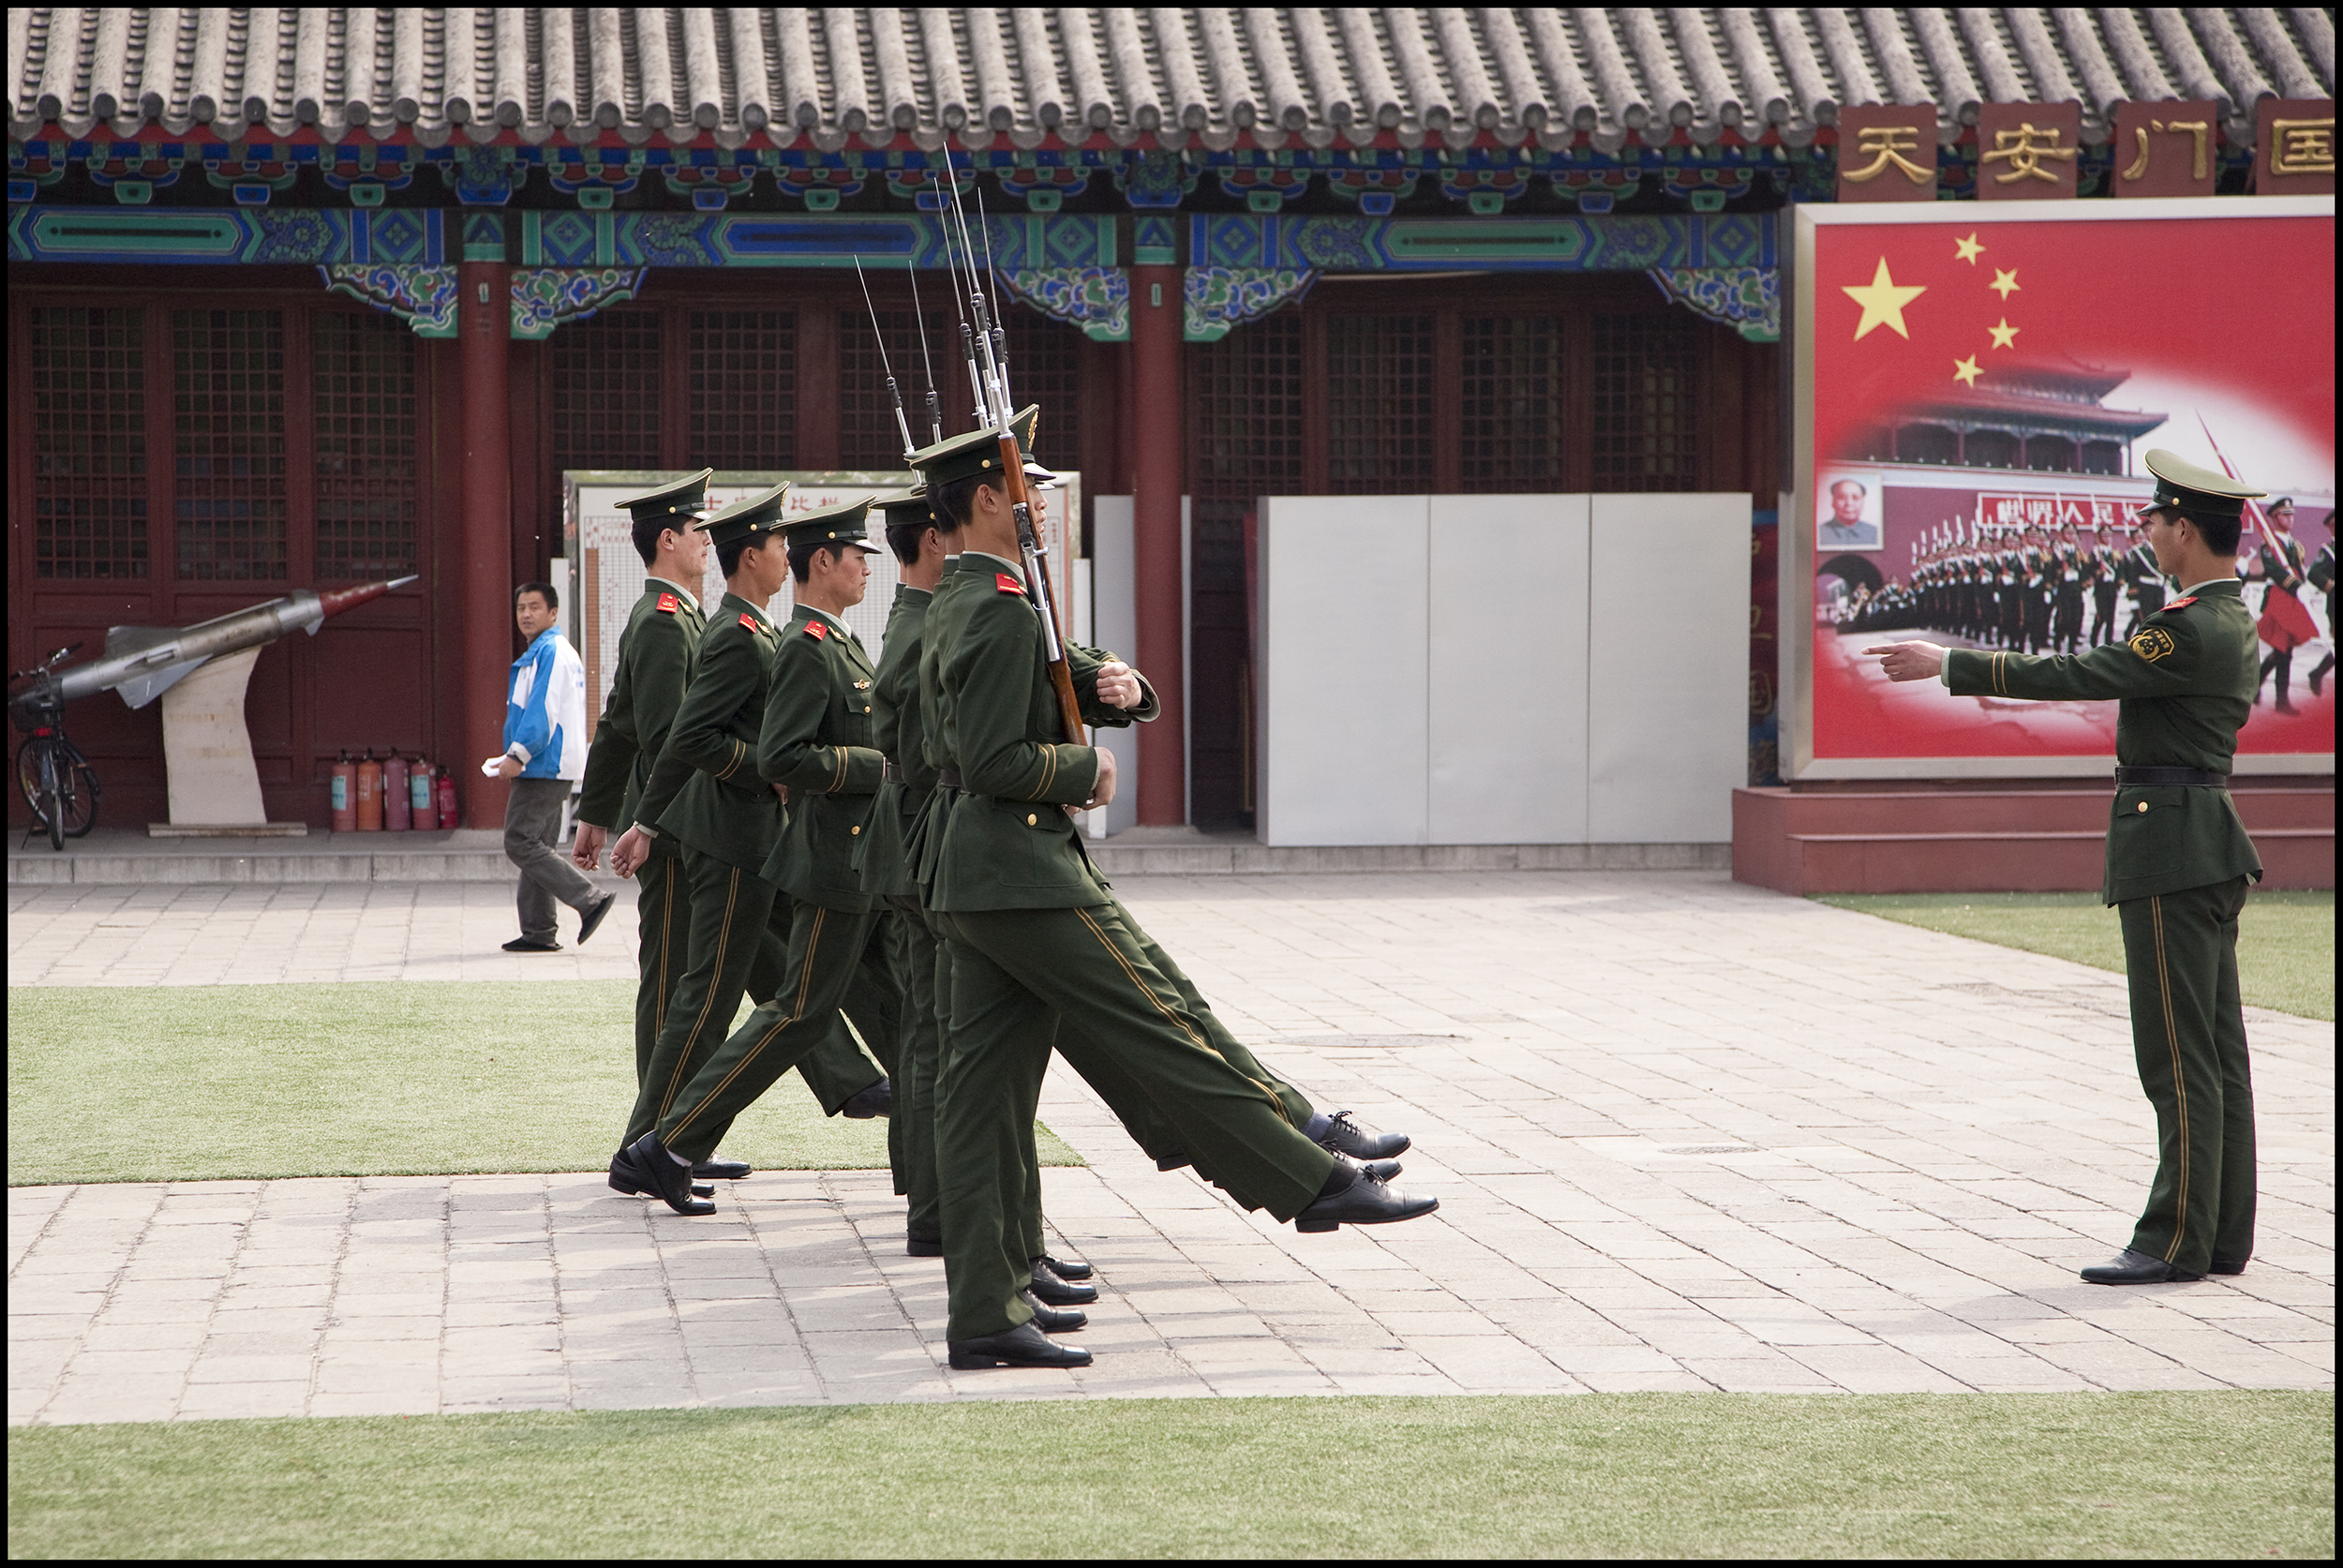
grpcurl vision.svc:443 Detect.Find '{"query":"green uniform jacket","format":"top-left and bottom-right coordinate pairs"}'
top-left (1944, 579), bottom-right (2262, 904)
top-left (575, 578), bottom-right (706, 860)
top-left (637, 592), bottom-right (782, 874)
top-left (856, 583), bottom-right (934, 900)
top-left (759, 605), bottom-right (886, 911)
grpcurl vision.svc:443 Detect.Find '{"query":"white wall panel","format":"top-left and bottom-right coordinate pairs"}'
top-left (1259, 495), bottom-right (1429, 845)
top-left (1085, 497), bottom-right (1140, 839)
top-left (1427, 494), bottom-right (1590, 844)
top-left (1588, 493), bottom-right (1749, 843)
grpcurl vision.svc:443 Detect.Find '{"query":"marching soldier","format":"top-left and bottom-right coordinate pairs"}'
top-left (911, 420), bottom-right (1435, 1371)
top-left (2246, 498), bottom-right (2308, 715)
top-left (606, 485), bottom-right (889, 1206)
top-left (2088, 522), bottom-right (2123, 648)
top-left (2121, 518), bottom-right (2168, 636)
top-left (572, 470), bottom-right (713, 1113)
top-left (1868, 450), bottom-right (2265, 1285)
top-left (2306, 527), bottom-right (2336, 699)
top-left (2052, 522), bottom-right (2086, 655)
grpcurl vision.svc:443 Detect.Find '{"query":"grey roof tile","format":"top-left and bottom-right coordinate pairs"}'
top-left (7, 7), bottom-right (2330, 147)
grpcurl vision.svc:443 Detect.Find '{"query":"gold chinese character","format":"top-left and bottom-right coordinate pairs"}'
top-left (2271, 117), bottom-right (2336, 176)
top-left (1981, 122), bottom-right (2077, 184)
top-left (2122, 118), bottom-right (2212, 182)
top-left (1843, 125), bottom-right (1932, 185)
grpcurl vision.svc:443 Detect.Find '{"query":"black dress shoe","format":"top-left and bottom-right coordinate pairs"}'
top-left (906, 1232), bottom-right (944, 1258)
top-left (693, 1157), bottom-right (753, 1181)
top-left (1156, 1150), bottom-right (1192, 1172)
top-left (1362, 1157), bottom-right (1403, 1182)
top-left (2207, 1258), bottom-right (2247, 1276)
top-left (1030, 1257), bottom-right (1098, 1307)
top-left (1294, 1159), bottom-right (1439, 1233)
top-left (839, 1079), bottom-right (893, 1119)
top-left (501, 936), bottom-right (561, 952)
top-left (2080, 1247), bottom-right (2203, 1284)
top-left (1319, 1110), bottom-right (1409, 1161)
top-left (608, 1145), bottom-right (714, 1200)
top-left (1038, 1253), bottom-right (1092, 1281)
top-left (623, 1133), bottom-right (716, 1216)
top-left (1018, 1288), bottom-right (1086, 1333)
top-left (576, 891), bottom-right (618, 946)
top-left (948, 1321), bottom-right (1092, 1370)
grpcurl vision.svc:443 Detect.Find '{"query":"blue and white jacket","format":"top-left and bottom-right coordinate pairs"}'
top-left (503, 627), bottom-right (588, 781)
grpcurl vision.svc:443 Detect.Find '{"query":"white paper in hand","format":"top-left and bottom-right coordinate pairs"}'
top-left (481, 756), bottom-right (506, 778)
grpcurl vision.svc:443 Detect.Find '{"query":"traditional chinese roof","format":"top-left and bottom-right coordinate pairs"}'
top-left (1902, 363), bottom-right (2169, 441)
top-left (7, 8), bottom-right (2333, 151)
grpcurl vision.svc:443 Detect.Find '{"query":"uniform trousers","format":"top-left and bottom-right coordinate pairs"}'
top-left (933, 903), bottom-right (1336, 1341)
top-left (631, 848), bottom-right (691, 1089)
top-left (887, 899), bottom-right (944, 1242)
top-left (623, 849), bottom-right (886, 1150)
top-left (2117, 874), bottom-right (2256, 1274)
top-left (2091, 583), bottom-right (2120, 646)
top-left (659, 901), bottom-right (888, 1162)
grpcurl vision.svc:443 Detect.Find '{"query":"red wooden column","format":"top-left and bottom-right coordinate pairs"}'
top-left (458, 261), bottom-right (514, 827)
top-left (1130, 263), bottom-right (1185, 825)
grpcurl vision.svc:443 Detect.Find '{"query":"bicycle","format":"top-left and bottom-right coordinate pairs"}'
top-left (9, 644), bottom-right (102, 852)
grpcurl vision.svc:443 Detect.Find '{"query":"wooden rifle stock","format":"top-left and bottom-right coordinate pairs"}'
top-left (992, 434), bottom-right (1086, 746)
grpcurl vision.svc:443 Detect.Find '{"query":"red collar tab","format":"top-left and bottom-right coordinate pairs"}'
top-left (995, 573), bottom-right (1024, 596)
top-left (739, 612), bottom-right (761, 632)
top-left (655, 592), bottom-right (680, 614)
top-left (2161, 595), bottom-right (2198, 611)
top-left (804, 619), bottom-right (828, 639)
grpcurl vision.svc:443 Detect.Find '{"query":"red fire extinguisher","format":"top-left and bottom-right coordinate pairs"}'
top-left (409, 754), bottom-right (436, 829)
top-left (331, 751), bottom-right (357, 832)
top-left (383, 754), bottom-right (411, 831)
top-left (437, 767), bottom-right (458, 831)
top-left (356, 750), bottom-right (384, 831)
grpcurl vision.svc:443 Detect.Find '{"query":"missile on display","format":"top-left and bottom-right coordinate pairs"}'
top-left (44, 576), bottom-right (418, 711)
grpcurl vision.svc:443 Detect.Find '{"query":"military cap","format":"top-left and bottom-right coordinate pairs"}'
top-left (781, 496), bottom-right (880, 553)
top-left (694, 481), bottom-right (791, 547)
top-left (873, 482), bottom-right (933, 529)
top-left (910, 405), bottom-right (1040, 488)
top-left (2138, 449), bottom-right (2263, 522)
top-left (618, 468), bottom-right (716, 522)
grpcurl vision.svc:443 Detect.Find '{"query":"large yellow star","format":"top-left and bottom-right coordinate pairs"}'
top-left (1842, 257), bottom-right (1927, 341)
top-left (1989, 266), bottom-right (2021, 300)
top-left (1954, 232), bottom-right (1984, 264)
top-left (1952, 354), bottom-right (1982, 386)
top-left (1988, 318), bottom-right (2019, 349)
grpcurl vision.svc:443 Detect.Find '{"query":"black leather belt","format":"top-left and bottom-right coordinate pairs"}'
top-left (936, 768), bottom-right (963, 791)
top-left (2114, 766), bottom-right (2229, 787)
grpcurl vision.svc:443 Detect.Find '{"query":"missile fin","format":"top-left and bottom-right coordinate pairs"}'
top-left (116, 658), bottom-right (207, 711)
top-left (103, 625), bottom-right (176, 659)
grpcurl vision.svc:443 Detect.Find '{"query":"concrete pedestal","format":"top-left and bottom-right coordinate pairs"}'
top-left (147, 648), bottom-right (307, 837)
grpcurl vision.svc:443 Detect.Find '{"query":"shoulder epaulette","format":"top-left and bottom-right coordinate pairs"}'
top-left (805, 620), bottom-right (828, 640)
top-left (656, 592), bottom-right (680, 614)
top-left (995, 573), bottom-right (1024, 596)
top-left (739, 612), bottom-right (760, 632)
top-left (2158, 595), bottom-right (2199, 612)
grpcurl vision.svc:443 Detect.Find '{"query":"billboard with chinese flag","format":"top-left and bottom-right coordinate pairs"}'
top-left (1785, 197), bottom-right (2336, 778)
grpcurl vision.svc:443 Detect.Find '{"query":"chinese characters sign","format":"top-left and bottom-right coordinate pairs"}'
top-left (1836, 105), bottom-right (1936, 202)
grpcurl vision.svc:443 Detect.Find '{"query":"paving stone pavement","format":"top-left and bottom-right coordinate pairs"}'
top-left (7, 872), bottom-right (2334, 1423)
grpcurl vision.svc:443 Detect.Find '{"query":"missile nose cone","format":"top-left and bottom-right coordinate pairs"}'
top-left (389, 575), bottom-right (419, 590)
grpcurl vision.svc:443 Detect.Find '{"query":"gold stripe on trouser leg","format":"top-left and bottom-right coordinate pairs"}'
top-left (658, 868), bottom-right (743, 1122)
top-left (2151, 894), bottom-right (2190, 1262)
top-left (664, 906), bottom-right (831, 1146)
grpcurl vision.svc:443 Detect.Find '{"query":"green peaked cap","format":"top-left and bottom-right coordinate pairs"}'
top-left (781, 496), bottom-right (878, 552)
top-left (873, 482), bottom-right (933, 529)
top-left (694, 481), bottom-right (791, 547)
top-left (910, 406), bottom-right (1040, 489)
top-left (618, 468), bottom-right (716, 522)
top-left (2141, 449), bottom-right (2263, 522)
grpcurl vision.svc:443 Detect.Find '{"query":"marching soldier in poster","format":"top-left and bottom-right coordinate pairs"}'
top-left (2246, 497), bottom-right (2310, 715)
top-left (2088, 522), bottom-right (2124, 648)
top-left (2308, 527), bottom-right (2338, 699)
top-left (2121, 517), bottom-right (2169, 636)
top-left (1867, 451), bottom-right (2266, 1285)
top-left (2052, 521), bottom-right (2087, 655)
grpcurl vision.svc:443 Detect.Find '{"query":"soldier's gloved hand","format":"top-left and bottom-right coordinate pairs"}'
top-left (1866, 640), bottom-right (1948, 682)
top-left (610, 827), bottom-right (649, 879)
top-left (1094, 661), bottom-right (1143, 710)
top-left (572, 822), bottom-right (608, 872)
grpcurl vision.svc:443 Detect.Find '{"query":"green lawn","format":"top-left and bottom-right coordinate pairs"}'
top-left (8, 1392), bottom-right (2330, 1560)
top-left (5, 980), bottom-right (1079, 1187)
top-left (1814, 889), bottom-right (2334, 1022)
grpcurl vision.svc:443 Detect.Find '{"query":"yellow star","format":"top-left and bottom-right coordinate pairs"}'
top-left (1988, 318), bottom-right (2019, 349)
top-left (1842, 257), bottom-right (1927, 341)
top-left (1954, 232), bottom-right (1984, 264)
top-left (1952, 354), bottom-right (1982, 386)
top-left (1989, 266), bottom-right (2021, 300)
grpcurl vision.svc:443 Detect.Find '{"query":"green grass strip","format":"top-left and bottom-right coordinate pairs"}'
top-left (8, 1392), bottom-right (2331, 1559)
top-left (1813, 889), bottom-right (2334, 1022)
top-left (6, 980), bottom-right (1080, 1187)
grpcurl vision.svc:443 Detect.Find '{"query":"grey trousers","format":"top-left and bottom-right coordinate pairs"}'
top-left (505, 777), bottom-right (599, 942)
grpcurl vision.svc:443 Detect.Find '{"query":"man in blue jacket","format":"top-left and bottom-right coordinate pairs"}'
top-left (495, 579), bottom-right (615, 953)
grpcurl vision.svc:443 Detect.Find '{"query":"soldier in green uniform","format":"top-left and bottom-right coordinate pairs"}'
top-left (910, 422), bottom-right (1437, 1371)
top-left (1868, 450), bottom-right (2266, 1285)
top-left (606, 485), bottom-right (889, 1209)
top-left (622, 498), bottom-right (912, 1210)
top-left (572, 470), bottom-right (714, 1111)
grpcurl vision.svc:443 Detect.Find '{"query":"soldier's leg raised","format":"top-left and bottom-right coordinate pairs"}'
top-left (2116, 881), bottom-right (2244, 1277)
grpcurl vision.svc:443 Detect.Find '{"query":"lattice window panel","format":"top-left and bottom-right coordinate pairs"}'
top-left (1461, 316), bottom-right (1566, 490)
top-left (837, 308), bottom-right (950, 470)
top-left (30, 306), bottom-right (148, 580)
top-left (1004, 310), bottom-right (1082, 474)
top-left (173, 308), bottom-right (288, 580)
top-left (312, 311), bottom-right (418, 580)
top-left (687, 310), bottom-right (794, 469)
top-left (554, 307), bottom-right (665, 471)
top-left (1325, 315), bottom-right (1436, 494)
top-left (1591, 313), bottom-right (1702, 493)
top-left (1191, 312), bottom-right (1304, 500)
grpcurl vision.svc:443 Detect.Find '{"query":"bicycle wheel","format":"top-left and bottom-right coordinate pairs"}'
top-left (12, 735), bottom-right (43, 817)
top-left (58, 752), bottom-right (99, 838)
top-left (38, 747), bottom-right (63, 852)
